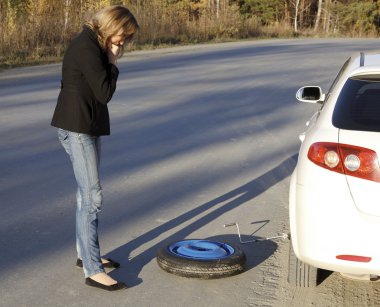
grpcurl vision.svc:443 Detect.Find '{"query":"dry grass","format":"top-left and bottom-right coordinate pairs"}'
top-left (1, 1), bottom-right (378, 69)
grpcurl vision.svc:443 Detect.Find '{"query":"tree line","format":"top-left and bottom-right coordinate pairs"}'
top-left (1, 0), bottom-right (379, 67)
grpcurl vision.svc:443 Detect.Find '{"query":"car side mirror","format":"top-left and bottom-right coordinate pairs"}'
top-left (296, 86), bottom-right (325, 104)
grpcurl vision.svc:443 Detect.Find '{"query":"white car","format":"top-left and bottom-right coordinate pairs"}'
top-left (289, 51), bottom-right (380, 287)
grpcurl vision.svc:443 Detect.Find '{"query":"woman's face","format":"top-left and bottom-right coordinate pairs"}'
top-left (108, 29), bottom-right (135, 48)
top-left (109, 35), bottom-right (126, 47)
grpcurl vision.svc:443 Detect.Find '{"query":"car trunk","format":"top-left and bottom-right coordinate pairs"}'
top-left (339, 129), bottom-right (380, 216)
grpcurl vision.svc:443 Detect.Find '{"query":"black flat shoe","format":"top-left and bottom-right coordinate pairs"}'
top-left (85, 277), bottom-right (127, 291)
top-left (76, 258), bottom-right (120, 268)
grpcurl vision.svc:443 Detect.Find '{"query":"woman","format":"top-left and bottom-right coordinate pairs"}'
top-left (51, 5), bottom-right (139, 291)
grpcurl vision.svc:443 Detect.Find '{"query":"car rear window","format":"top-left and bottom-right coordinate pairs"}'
top-left (332, 76), bottom-right (380, 132)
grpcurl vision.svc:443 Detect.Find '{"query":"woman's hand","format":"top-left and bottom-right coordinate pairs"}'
top-left (107, 44), bottom-right (121, 65)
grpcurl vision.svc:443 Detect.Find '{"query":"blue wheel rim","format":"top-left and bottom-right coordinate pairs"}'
top-left (168, 240), bottom-right (235, 260)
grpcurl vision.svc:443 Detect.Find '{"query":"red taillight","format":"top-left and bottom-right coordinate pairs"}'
top-left (308, 142), bottom-right (380, 182)
top-left (336, 255), bottom-right (372, 263)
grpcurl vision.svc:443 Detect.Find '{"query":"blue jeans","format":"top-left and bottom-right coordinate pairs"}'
top-left (58, 128), bottom-right (105, 278)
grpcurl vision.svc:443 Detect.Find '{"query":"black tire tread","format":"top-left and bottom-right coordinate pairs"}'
top-left (156, 241), bottom-right (246, 279)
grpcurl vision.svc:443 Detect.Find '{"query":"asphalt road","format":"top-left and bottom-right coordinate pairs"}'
top-left (1, 38), bottom-right (380, 307)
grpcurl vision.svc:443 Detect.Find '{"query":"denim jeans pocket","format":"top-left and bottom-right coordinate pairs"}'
top-left (57, 128), bottom-right (69, 142)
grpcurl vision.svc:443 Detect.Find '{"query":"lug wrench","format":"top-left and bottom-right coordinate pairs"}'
top-left (224, 222), bottom-right (289, 244)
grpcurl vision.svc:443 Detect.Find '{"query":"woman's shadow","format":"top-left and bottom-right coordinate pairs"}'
top-left (107, 154), bottom-right (298, 286)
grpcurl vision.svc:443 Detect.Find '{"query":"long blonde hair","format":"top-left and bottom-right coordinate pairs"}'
top-left (86, 5), bottom-right (139, 56)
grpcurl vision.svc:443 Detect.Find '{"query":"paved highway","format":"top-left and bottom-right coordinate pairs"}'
top-left (1, 38), bottom-right (380, 306)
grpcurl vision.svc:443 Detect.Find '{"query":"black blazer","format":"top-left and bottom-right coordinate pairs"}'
top-left (51, 26), bottom-right (119, 136)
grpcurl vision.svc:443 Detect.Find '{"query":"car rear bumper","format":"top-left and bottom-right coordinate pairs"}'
top-left (290, 170), bottom-right (380, 275)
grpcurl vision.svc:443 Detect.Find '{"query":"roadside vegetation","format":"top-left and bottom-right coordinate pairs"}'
top-left (1, 0), bottom-right (380, 68)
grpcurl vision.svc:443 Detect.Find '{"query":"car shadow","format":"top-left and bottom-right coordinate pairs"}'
top-left (318, 269), bottom-right (333, 285)
top-left (107, 154), bottom-right (298, 287)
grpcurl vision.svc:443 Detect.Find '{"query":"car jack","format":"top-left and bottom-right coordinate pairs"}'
top-left (224, 222), bottom-right (289, 244)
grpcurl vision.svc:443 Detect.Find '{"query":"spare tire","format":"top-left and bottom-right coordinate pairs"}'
top-left (156, 239), bottom-right (246, 279)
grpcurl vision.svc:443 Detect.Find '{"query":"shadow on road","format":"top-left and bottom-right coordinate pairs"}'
top-left (108, 153), bottom-right (297, 286)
